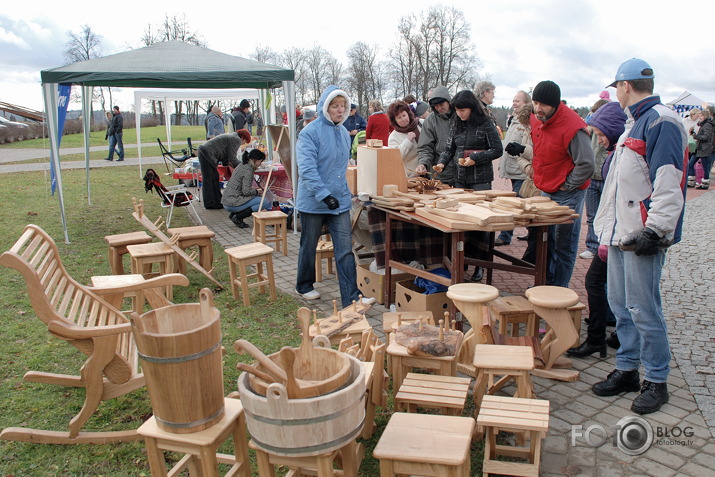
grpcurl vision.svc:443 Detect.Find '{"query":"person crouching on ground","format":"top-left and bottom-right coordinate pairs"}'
top-left (221, 148), bottom-right (271, 228)
top-left (295, 85), bottom-right (375, 308)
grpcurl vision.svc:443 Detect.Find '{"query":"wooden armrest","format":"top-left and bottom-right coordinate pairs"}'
top-left (90, 273), bottom-right (189, 296)
top-left (48, 320), bottom-right (132, 340)
top-left (166, 185), bottom-right (187, 191)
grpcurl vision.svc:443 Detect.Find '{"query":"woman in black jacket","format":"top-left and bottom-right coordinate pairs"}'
top-left (433, 90), bottom-right (503, 190)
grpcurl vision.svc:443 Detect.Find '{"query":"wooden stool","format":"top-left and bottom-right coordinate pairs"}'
top-left (104, 231), bottom-right (152, 275)
top-left (373, 412), bottom-right (474, 477)
top-left (127, 242), bottom-right (176, 300)
top-left (446, 283), bottom-right (500, 377)
top-left (137, 397), bottom-right (250, 477)
top-left (249, 439), bottom-right (360, 477)
top-left (386, 333), bottom-right (462, 392)
top-left (225, 243), bottom-right (276, 306)
top-left (488, 296), bottom-right (538, 337)
top-left (473, 344), bottom-right (534, 418)
top-left (525, 286), bottom-right (580, 382)
top-left (477, 395), bottom-right (549, 477)
top-left (395, 372), bottom-right (471, 416)
top-left (167, 225), bottom-right (215, 274)
top-left (252, 211), bottom-right (288, 256)
top-left (315, 237), bottom-right (334, 282)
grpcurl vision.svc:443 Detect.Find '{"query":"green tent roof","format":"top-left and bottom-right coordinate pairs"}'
top-left (41, 41), bottom-right (293, 89)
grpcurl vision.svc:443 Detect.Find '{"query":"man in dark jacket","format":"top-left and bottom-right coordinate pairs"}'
top-left (416, 86), bottom-right (456, 185)
top-left (342, 104), bottom-right (367, 139)
top-left (105, 106), bottom-right (124, 161)
top-left (197, 130), bottom-right (250, 209)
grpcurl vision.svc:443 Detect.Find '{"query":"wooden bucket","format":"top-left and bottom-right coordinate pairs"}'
top-left (238, 354), bottom-right (365, 456)
top-left (132, 289), bottom-right (224, 434)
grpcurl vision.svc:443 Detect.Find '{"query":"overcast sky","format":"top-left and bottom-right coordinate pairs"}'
top-left (1, 0), bottom-right (713, 113)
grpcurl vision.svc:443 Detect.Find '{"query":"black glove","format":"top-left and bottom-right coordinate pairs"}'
top-left (322, 195), bottom-right (339, 210)
top-left (505, 142), bottom-right (526, 156)
top-left (632, 227), bottom-right (661, 256)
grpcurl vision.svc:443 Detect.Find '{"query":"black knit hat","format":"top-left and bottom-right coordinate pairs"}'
top-left (239, 99), bottom-right (251, 109)
top-left (532, 81), bottom-right (561, 108)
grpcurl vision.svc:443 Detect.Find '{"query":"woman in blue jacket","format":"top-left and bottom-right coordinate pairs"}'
top-left (295, 85), bottom-right (374, 307)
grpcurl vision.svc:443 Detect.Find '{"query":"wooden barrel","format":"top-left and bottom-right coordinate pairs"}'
top-left (238, 354), bottom-right (365, 456)
top-left (132, 289), bottom-right (224, 434)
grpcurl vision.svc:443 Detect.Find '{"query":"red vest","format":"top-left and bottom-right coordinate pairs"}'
top-left (531, 105), bottom-right (590, 193)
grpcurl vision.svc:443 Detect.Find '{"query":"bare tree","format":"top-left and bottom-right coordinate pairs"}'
top-left (250, 45), bottom-right (279, 65)
top-left (279, 47), bottom-right (308, 105)
top-left (304, 46), bottom-right (343, 104)
top-left (63, 25), bottom-right (106, 127)
top-left (346, 42), bottom-right (383, 111)
top-left (389, 6), bottom-right (482, 99)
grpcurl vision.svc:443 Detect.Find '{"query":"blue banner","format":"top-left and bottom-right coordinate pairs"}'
top-left (51, 83), bottom-right (71, 195)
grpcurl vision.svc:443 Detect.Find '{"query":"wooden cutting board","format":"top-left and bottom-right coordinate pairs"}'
top-left (434, 188), bottom-right (465, 195)
top-left (414, 207), bottom-right (482, 230)
top-left (457, 202), bottom-right (514, 224)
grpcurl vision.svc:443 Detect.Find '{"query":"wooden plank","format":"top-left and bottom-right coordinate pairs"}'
top-left (414, 207), bottom-right (481, 230)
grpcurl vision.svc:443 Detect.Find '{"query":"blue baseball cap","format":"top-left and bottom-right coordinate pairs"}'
top-left (608, 58), bottom-right (654, 87)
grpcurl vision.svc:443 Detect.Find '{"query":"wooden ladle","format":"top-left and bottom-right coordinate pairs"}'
top-left (233, 339), bottom-right (287, 383)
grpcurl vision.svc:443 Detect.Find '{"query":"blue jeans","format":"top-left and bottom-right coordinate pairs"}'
top-left (296, 211), bottom-right (359, 308)
top-left (687, 153), bottom-right (714, 180)
top-left (498, 179), bottom-right (524, 243)
top-left (108, 132), bottom-right (124, 160)
top-left (584, 179), bottom-right (604, 253)
top-left (543, 188), bottom-right (586, 287)
top-left (223, 196), bottom-right (270, 213)
top-left (607, 247), bottom-right (670, 383)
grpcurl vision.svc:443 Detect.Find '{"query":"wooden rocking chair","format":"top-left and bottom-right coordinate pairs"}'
top-left (0, 224), bottom-right (190, 444)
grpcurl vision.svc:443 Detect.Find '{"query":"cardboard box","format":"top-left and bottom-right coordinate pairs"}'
top-left (356, 146), bottom-right (408, 196)
top-left (347, 165), bottom-right (357, 195)
top-left (395, 279), bottom-right (452, 319)
top-left (356, 264), bottom-right (409, 305)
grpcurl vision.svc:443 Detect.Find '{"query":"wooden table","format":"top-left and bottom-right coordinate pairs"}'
top-left (382, 208), bottom-right (550, 321)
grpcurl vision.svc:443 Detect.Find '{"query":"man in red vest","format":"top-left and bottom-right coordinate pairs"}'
top-left (506, 80), bottom-right (594, 287)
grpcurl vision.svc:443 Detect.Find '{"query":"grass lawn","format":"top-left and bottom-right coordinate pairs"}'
top-left (0, 165), bottom-right (485, 476)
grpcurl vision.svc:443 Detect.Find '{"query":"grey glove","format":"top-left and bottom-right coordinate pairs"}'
top-left (322, 195), bottom-right (339, 210)
top-left (619, 227), bottom-right (670, 256)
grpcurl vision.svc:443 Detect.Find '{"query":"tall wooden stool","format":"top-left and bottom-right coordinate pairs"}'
top-left (225, 243), bottom-right (276, 306)
top-left (525, 286), bottom-right (580, 382)
top-left (488, 296), bottom-right (538, 337)
top-left (137, 398), bottom-right (250, 477)
top-left (386, 332), bottom-right (463, 392)
top-left (315, 236), bottom-right (334, 282)
top-left (477, 395), bottom-right (549, 477)
top-left (249, 439), bottom-right (360, 477)
top-left (473, 344), bottom-right (534, 424)
top-left (127, 242), bottom-right (176, 300)
top-left (104, 231), bottom-right (152, 275)
top-left (167, 225), bottom-right (215, 274)
top-left (395, 372), bottom-right (471, 416)
top-left (252, 211), bottom-right (288, 256)
top-left (373, 412), bottom-right (474, 477)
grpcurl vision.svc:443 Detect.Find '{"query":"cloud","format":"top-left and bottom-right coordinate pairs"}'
top-left (0, 15), bottom-right (65, 69)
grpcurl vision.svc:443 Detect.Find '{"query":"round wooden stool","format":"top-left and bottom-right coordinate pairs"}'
top-left (137, 398), bottom-right (250, 477)
top-left (252, 211), bottom-right (288, 256)
top-left (166, 225), bottom-right (215, 274)
top-left (373, 412), bottom-right (474, 477)
top-left (525, 285), bottom-right (580, 382)
top-left (104, 231), bottom-right (152, 275)
top-left (446, 283), bottom-right (500, 377)
top-left (127, 242), bottom-right (176, 300)
top-left (225, 243), bottom-right (277, 307)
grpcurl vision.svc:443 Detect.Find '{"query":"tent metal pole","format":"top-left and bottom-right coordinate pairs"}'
top-left (283, 81), bottom-right (298, 234)
top-left (43, 82), bottom-right (70, 243)
top-left (82, 85), bottom-right (93, 205)
top-left (135, 90), bottom-right (143, 178)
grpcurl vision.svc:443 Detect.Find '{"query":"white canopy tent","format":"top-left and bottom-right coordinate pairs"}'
top-left (133, 88), bottom-right (262, 173)
top-left (666, 91), bottom-right (715, 116)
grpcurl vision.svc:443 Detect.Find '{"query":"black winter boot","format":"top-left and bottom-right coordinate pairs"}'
top-left (631, 381), bottom-right (669, 414)
top-left (592, 369), bottom-right (640, 396)
top-left (231, 209), bottom-right (253, 228)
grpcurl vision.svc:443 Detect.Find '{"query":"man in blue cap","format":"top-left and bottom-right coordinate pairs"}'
top-left (343, 103), bottom-right (367, 140)
top-left (592, 58), bottom-right (688, 414)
